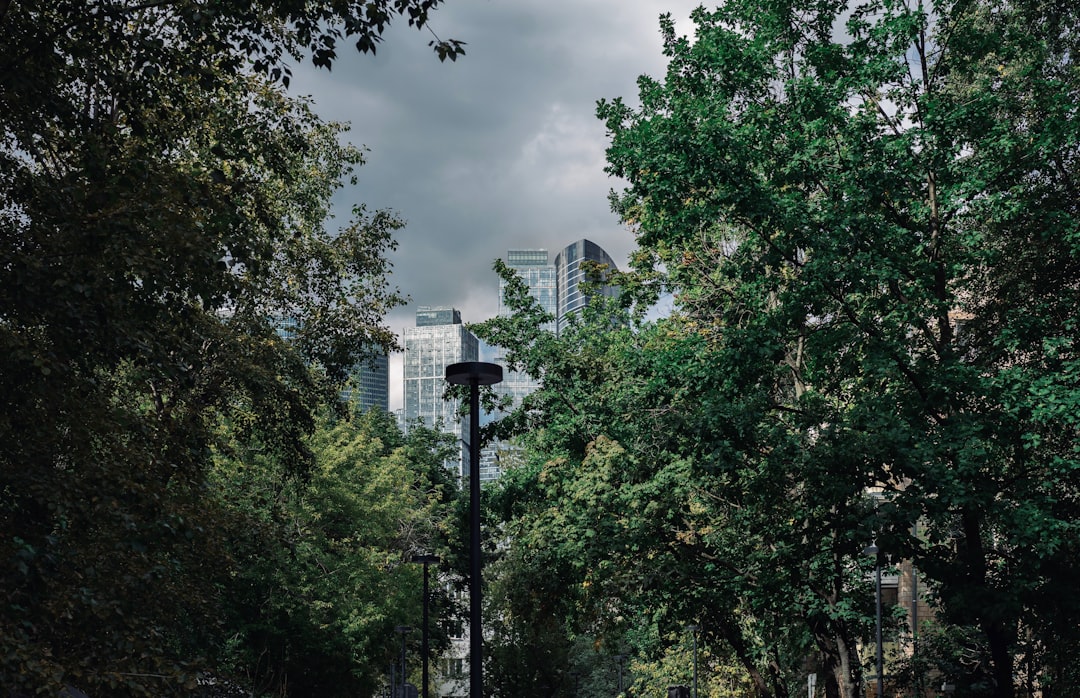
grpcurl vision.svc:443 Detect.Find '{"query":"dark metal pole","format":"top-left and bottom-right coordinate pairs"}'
top-left (684, 625), bottom-right (699, 698)
top-left (411, 554), bottom-right (439, 698)
top-left (912, 562), bottom-right (920, 698)
top-left (863, 543), bottom-right (884, 698)
top-left (614, 654), bottom-right (626, 695)
top-left (395, 625), bottom-right (412, 698)
top-left (691, 629), bottom-right (698, 698)
top-left (911, 522), bottom-right (920, 698)
top-left (875, 556), bottom-right (884, 698)
top-left (468, 381), bottom-right (481, 698)
top-left (446, 362), bottom-right (502, 698)
top-left (422, 561), bottom-right (431, 698)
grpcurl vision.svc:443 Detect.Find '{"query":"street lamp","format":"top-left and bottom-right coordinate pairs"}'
top-left (445, 361), bottom-right (503, 698)
top-left (685, 625), bottom-right (699, 698)
top-left (863, 543), bottom-right (884, 698)
top-left (613, 654), bottom-right (627, 695)
top-left (411, 554), bottom-right (440, 698)
top-left (395, 625), bottom-right (413, 698)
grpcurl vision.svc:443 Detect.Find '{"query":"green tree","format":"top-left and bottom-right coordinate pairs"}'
top-left (595, 0), bottom-right (1080, 696)
top-left (1, 1), bottom-right (458, 693)
top-left (475, 270), bottom-right (827, 698)
top-left (209, 407), bottom-right (461, 696)
top-left (477, 1), bottom-right (1080, 689)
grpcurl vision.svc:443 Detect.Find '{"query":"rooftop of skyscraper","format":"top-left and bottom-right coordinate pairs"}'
top-left (415, 306), bottom-right (462, 326)
top-left (506, 249), bottom-right (550, 266)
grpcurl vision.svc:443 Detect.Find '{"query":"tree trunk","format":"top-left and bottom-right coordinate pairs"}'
top-left (834, 630), bottom-right (860, 698)
top-left (767, 650), bottom-right (791, 698)
top-left (716, 617), bottom-right (776, 698)
top-left (960, 508), bottom-right (1016, 698)
top-left (809, 617), bottom-right (860, 698)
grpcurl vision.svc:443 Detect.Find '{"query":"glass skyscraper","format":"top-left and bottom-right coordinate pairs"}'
top-left (403, 306), bottom-right (479, 480)
top-left (553, 238), bottom-right (619, 333)
top-left (274, 316), bottom-right (388, 412)
top-left (483, 250), bottom-right (560, 483)
top-left (495, 249), bottom-right (556, 409)
top-left (341, 351), bottom-right (389, 413)
top-left (498, 249), bottom-right (558, 330)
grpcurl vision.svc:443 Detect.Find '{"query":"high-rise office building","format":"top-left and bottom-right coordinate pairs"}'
top-left (403, 306), bottom-right (479, 479)
top-left (415, 306), bottom-right (464, 328)
top-left (341, 351), bottom-right (389, 413)
top-left (405, 308), bottom-right (481, 698)
top-left (484, 250), bottom-right (559, 483)
top-left (553, 238), bottom-right (619, 333)
top-left (498, 249), bottom-right (558, 330)
top-left (495, 249), bottom-right (556, 412)
top-left (273, 316), bottom-right (388, 412)
top-left (483, 243), bottom-right (620, 482)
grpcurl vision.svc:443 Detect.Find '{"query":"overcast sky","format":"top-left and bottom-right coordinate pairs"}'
top-left (290, 0), bottom-right (703, 410)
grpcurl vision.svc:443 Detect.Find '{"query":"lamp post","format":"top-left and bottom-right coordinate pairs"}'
top-left (410, 554), bottom-right (440, 698)
top-left (445, 361), bottom-right (503, 698)
top-left (685, 625), bottom-right (699, 698)
top-left (863, 543), bottom-right (884, 698)
top-left (911, 522), bottom-right (920, 698)
top-left (397, 626), bottom-right (412, 695)
top-left (613, 654), bottom-right (627, 696)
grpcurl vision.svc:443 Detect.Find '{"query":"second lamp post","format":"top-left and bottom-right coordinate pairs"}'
top-left (686, 625), bottom-right (699, 698)
top-left (395, 625), bottom-right (412, 698)
top-left (410, 553), bottom-right (440, 698)
top-left (864, 543), bottom-right (884, 698)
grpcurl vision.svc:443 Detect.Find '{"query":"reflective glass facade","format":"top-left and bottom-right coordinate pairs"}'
top-left (341, 351), bottom-right (389, 413)
top-left (553, 239), bottom-right (619, 333)
top-left (403, 306), bottom-right (479, 480)
top-left (487, 250), bottom-right (560, 483)
top-left (499, 249), bottom-right (557, 332)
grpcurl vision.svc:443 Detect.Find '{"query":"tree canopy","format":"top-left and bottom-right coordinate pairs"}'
top-left (210, 406), bottom-right (462, 696)
top-left (1, 1), bottom-right (460, 694)
top-left (476, 1), bottom-right (1080, 696)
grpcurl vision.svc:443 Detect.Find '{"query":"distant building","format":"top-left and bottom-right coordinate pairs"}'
top-left (403, 306), bottom-right (479, 480)
top-left (480, 250), bottom-right (556, 483)
top-left (405, 308), bottom-right (481, 698)
top-left (273, 316), bottom-right (300, 342)
top-left (495, 248), bottom-right (556, 410)
top-left (554, 238), bottom-right (619, 333)
top-left (498, 249), bottom-right (558, 331)
top-left (341, 350), bottom-right (389, 413)
top-left (482, 243), bottom-right (621, 482)
top-left (273, 316), bottom-right (388, 412)
top-left (416, 306), bottom-right (463, 327)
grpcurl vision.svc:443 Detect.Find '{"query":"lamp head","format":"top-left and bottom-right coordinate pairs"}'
top-left (445, 361), bottom-right (503, 386)
top-left (411, 554), bottom-right (440, 564)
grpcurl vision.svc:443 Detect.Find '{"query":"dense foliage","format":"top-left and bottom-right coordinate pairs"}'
top-left (1, 1), bottom-right (461, 694)
top-left (477, 1), bottom-right (1080, 697)
top-left (210, 407), bottom-right (462, 696)
top-left (478, 288), bottom-right (833, 698)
